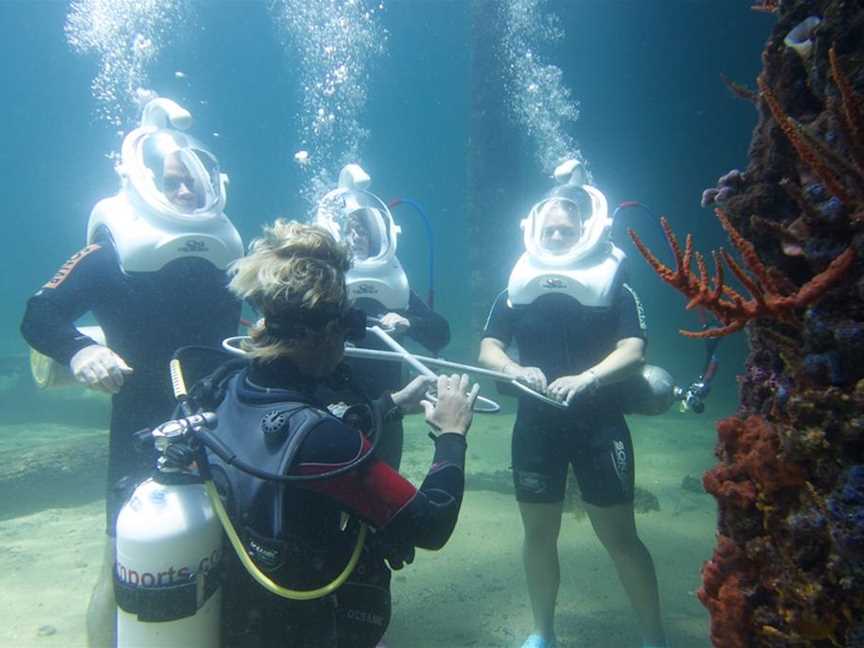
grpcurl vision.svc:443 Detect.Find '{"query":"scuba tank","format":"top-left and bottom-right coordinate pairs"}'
top-left (113, 352), bottom-right (376, 648)
top-left (115, 411), bottom-right (223, 648)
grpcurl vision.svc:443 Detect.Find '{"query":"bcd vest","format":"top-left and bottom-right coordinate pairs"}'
top-left (206, 372), bottom-right (363, 588)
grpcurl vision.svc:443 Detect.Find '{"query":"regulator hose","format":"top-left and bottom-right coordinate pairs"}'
top-left (168, 355), bottom-right (368, 601)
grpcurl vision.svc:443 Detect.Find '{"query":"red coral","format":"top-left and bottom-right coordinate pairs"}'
top-left (828, 47), bottom-right (864, 171)
top-left (759, 74), bottom-right (853, 205)
top-left (628, 211), bottom-right (855, 338)
top-left (698, 536), bottom-right (751, 648)
top-left (704, 415), bottom-right (805, 508)
top-left (750, 0), bottom-right (779, 12)
top-left (703, 467), bottom-right (758, 509)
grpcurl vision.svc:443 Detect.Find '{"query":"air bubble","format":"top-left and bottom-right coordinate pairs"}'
top-left (66, 0), bottom-right (192, 129)
top-left (500, 0), bottom-right (586, 176)
top-left (270, 0), bottom-right (386, 204)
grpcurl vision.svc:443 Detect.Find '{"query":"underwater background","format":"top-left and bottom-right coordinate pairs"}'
top-left (0, 1), bottom-right (775, 646)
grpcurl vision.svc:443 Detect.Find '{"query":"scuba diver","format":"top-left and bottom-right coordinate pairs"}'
top-left (315, 164), bottom-right (450, 470)
top-left (478, 160), bottom-right (668, 648)
top-left (19, 97), bottom-right (243, 648)
top-left (199, 219), bottom-right (477, 647)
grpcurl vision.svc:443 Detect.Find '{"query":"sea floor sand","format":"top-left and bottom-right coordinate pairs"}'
top-left (0, 408), bottom-right (719, 648)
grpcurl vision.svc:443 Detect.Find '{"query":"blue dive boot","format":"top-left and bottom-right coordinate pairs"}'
top-left (520, 633), bottom-right (557, 648)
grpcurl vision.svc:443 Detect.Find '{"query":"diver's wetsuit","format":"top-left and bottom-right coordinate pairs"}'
top-left (483, 284), bottom-right (647, 506)
top-left (209, 359), bottom-right (466, 648)
top-left (20, 241), bottom-right (240, 533)
top-left (324, 291), bottom-right (450, 470)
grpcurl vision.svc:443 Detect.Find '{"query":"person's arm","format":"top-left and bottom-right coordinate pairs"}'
top-left (588, 337), bottom-right (645, 384)
top-left (585, 282), bottom-right (647, 385)
top-left (297, 423), bottom-right (465, 550)
top-left (547, 282), bottom-right (648, 405)
top-left (478, 336), bottom-right (514, 373)
top-left (478, 291), bottom-right (548, 392)
top-left (20, 244), bottom-right (108, 364)
top-left (546, 336), bottom-right (643, 401)
top-left (389, 291), bottom-right (450, 352)
top-left (477, 291), bottom-right (513, 373)
top-left (297, 375), bottom-right (477, 550)
top-left (479, 336), bottom-right (548, 393)
top-left (21, 244), bottom-right (134, 393)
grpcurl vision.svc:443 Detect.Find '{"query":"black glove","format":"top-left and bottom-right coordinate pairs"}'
top-left (382, 542), bottom-right (415, 571)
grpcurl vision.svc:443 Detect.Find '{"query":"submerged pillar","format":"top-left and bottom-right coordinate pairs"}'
top-left (692, 2), bottom-right (864, 645)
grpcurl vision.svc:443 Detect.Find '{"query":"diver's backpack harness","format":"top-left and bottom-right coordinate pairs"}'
top-left (117, 353), bottom-right (385, 632)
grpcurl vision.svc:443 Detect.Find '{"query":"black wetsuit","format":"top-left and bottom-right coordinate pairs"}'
top-left (324, 291), bottom-right (449, 469)
top-left (482, 284), bottom-right (647, 506)
top-left (20, 241), bottom-right (240, 532)
top-left (210, 359), bottom-right (466, 648)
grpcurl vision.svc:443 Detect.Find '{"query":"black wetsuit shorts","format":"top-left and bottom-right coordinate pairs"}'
top-left (511, 408), bottom-right (635, 507)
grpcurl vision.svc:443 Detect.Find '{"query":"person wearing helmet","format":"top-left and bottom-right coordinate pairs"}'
top-left (209, 220), bottom-right (477, 647)
top-left (160, 149), bottom-right (203, 211)
top-left (535, 200), bottom-right (583, 255)
top-left (20, 98), bottom-right (243, 648)
top-left (316, 166), bottom-right (451, 471)
top-left (478, 162), bottom-right (667, 648)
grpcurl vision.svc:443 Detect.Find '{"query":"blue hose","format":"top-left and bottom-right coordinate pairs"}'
top-left (388, 197), bottom-right (436, 308)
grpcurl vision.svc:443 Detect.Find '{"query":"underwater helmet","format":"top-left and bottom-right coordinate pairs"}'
top-left (507, 159), bottom-right (625, 307)
top-left (118, 98), bottom-right (227, 222)
top-left (521, 159), bottom-right (613, 267)
top-left (315, 164), bottom-right (409, 310)
top-left (86, 97), bottom-right (242, 272)
top-left (316, 164), bottom-right (400, 266)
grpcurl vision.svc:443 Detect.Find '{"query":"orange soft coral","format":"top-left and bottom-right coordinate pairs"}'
top-left (628, 210), bottom-right (855, 338)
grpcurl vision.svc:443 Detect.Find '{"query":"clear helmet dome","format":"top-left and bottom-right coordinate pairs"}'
top-left (316, 187), bottom-right (399, 266)
top-left (122, 128), bottom-right (226, 222)
top-left (523, 182), bottom-right (610, 266)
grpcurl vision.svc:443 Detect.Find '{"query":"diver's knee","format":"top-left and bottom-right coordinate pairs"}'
top-left (600, 531), bottom-right (646, 559)
top-left (523, 524), bottom-right (559, 547)
top-left (520, 509), bottom-right (562, 547)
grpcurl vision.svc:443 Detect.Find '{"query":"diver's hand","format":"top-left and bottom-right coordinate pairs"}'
top-left (421, 373), bottom-right (480, 436)
top-left (382, 542), bottom-right (415, 571)
top-left (547, 372), bottom-right (598, 406)
top-left (504, 363), bottom-right (547, 393)
top-left (391, 375), bottom-right (436, 414)
top-left (69, 344), bottom-right (134, 394)
top-left (379, 312), bottom-right (410, 334)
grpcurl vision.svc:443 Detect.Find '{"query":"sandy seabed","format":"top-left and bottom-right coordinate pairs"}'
top-left (0, 408), bottom-right (718, 648)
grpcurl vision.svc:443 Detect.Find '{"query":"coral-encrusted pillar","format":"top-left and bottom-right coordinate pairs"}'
top-left (631, 1), bottom-right (864, 645)
top-left (695, 2), bottom-right (864, 646)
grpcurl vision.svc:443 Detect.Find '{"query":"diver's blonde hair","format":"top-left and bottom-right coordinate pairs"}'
top-left (229, 219), bottom-right (351, 361)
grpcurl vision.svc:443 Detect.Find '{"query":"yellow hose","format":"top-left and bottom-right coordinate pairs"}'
top-left (171, 355), bottom-right (365, 600)
top-left (169, 358), bottom-right (188, 400)
top-left (204, 480), bottom-right (366, 600)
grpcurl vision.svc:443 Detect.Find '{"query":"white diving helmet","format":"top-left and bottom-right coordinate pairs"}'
top-left (87, 97), bottom-right (243, 272)
top-left (507, 159), bottom-right (625, 307)
top-left (316, 164), bottom-right (409, 310)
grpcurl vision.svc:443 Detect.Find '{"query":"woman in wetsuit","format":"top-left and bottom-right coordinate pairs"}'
top-left (479, 184), bottom-right (667, 648)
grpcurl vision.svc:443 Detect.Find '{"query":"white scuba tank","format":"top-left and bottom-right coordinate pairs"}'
top-left (115, 477), bottom-right (223, 648)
